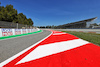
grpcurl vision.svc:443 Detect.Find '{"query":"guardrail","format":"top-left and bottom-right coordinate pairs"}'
top-left (0, 28), bottom-right (39, 37)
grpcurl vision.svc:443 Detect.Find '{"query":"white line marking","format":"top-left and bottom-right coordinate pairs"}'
top-left (0, 30), bottom-right (52, 67)
top-left (53, 33), bottom-right (66, 35)
top-left (16, 39), bottom-right (89, 65)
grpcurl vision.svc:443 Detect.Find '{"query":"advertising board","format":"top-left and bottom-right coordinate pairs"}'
top-left (1, 29), bottom-right (13, 36)
top-left (15, 29), bottom-right (21, 35)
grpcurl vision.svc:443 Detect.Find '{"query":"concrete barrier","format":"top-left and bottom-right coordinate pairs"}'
top-left (0, 28), bottom-right (39, 37)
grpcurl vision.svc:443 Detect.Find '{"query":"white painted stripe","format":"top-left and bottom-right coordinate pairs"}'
top-left (53, 33), bottom-right (66, 35)
top-left (0, 30), bottom-right (52, 67)
top-left (0, 29), bottom-right (2, 37)
top-left (16, 39), bottom-right (89, 65)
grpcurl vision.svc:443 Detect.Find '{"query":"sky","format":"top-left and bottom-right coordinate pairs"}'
top-left (0, 0), bottom-right (100, 26)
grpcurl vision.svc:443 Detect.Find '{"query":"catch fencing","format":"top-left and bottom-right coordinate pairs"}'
top-left (0, 21), bottom-right (33, 29)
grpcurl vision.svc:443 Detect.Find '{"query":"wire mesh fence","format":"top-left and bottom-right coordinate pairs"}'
top-left (0, 21), bottom-right (33, 29)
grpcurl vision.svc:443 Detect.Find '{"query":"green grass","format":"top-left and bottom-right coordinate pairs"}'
top-left (0, 30), bottom-right (42, 40)
top-left (62, 31), bottom-right (100, 46)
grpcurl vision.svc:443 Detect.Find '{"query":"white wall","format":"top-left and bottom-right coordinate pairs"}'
top-left (52, 29), bottom-right (100, 34)
top-left (0, 28), bottom-right (39, 37)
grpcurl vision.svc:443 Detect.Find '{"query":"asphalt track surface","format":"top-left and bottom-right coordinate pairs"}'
top-left (0, 30), bottom-right (51, 63)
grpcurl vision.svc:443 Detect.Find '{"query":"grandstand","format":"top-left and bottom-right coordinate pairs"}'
top-left (56, 17), bottom-right (97, 29)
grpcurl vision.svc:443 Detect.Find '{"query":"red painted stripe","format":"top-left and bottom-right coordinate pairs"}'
top-left (39, 34), bottom-right (79, 45)
top-left (13, 43), bottom-right (100, 67)
top-left (39, 30), bottom-right (79, 45)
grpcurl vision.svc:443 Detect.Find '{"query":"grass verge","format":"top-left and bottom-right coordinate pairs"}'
top-left (0, 30), bottom-right (42, 40)
top-left (62, 31), bottom-right (100, 46)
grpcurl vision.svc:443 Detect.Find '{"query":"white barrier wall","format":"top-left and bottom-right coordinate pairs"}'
top-left (52, 29), bottom-right (100, 34)
top-left (0, 28), bottom-right (39, 37)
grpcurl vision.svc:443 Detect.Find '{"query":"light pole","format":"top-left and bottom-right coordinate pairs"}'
top-left (26, 25), bottom-right (27, 29)
top-left (16, 22), bottom-right (18, 29)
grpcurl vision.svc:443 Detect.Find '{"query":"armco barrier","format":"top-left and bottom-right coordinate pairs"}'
top-left (0, 28), bottom-right (39, 37)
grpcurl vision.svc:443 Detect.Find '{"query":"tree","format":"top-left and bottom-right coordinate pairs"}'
top-left (18, 13), bottom-right (26, 20)
top-left (27, 18), bottom-right (34, 26)
top-left (99, 23), bottom-right (100, 26)
top-left (0, 4), bottom-right (34, 26)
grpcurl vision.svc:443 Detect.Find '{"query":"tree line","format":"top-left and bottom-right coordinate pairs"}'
top-left (0, 3), bottom-right (33, 26)
top-left (37, 25), bottom-right (57, 29)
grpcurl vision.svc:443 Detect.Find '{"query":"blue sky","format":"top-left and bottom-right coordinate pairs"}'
top-left (1, 0), bottom-right (100, 26)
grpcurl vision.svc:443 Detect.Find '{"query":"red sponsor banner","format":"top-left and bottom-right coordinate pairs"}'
top-left (28, 31), bottom-right (30, 33)
top-left (1, 29), bottom-right (13, 36)
top-left (2, 32), bottom-right (13, 36)
top-left (31, 29), bottom-right (33, 32)
top-left (15, 29), bottom-right (21, 35)
top-left (15, 31), bottom-right (21, 35)
top-left (28, 29), bottom-right (31, 33)
top-left (22, 29), bottom-right (26, 34)
top-left (23, 31), bottom-right (26, 34)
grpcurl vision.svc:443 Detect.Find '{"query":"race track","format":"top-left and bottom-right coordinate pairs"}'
top-left (1, 30), bottom-right (100, 67)
top-left (0, 30), bottom-right (51, 63)
top-left (0, 29), bottom-right (100, 67)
